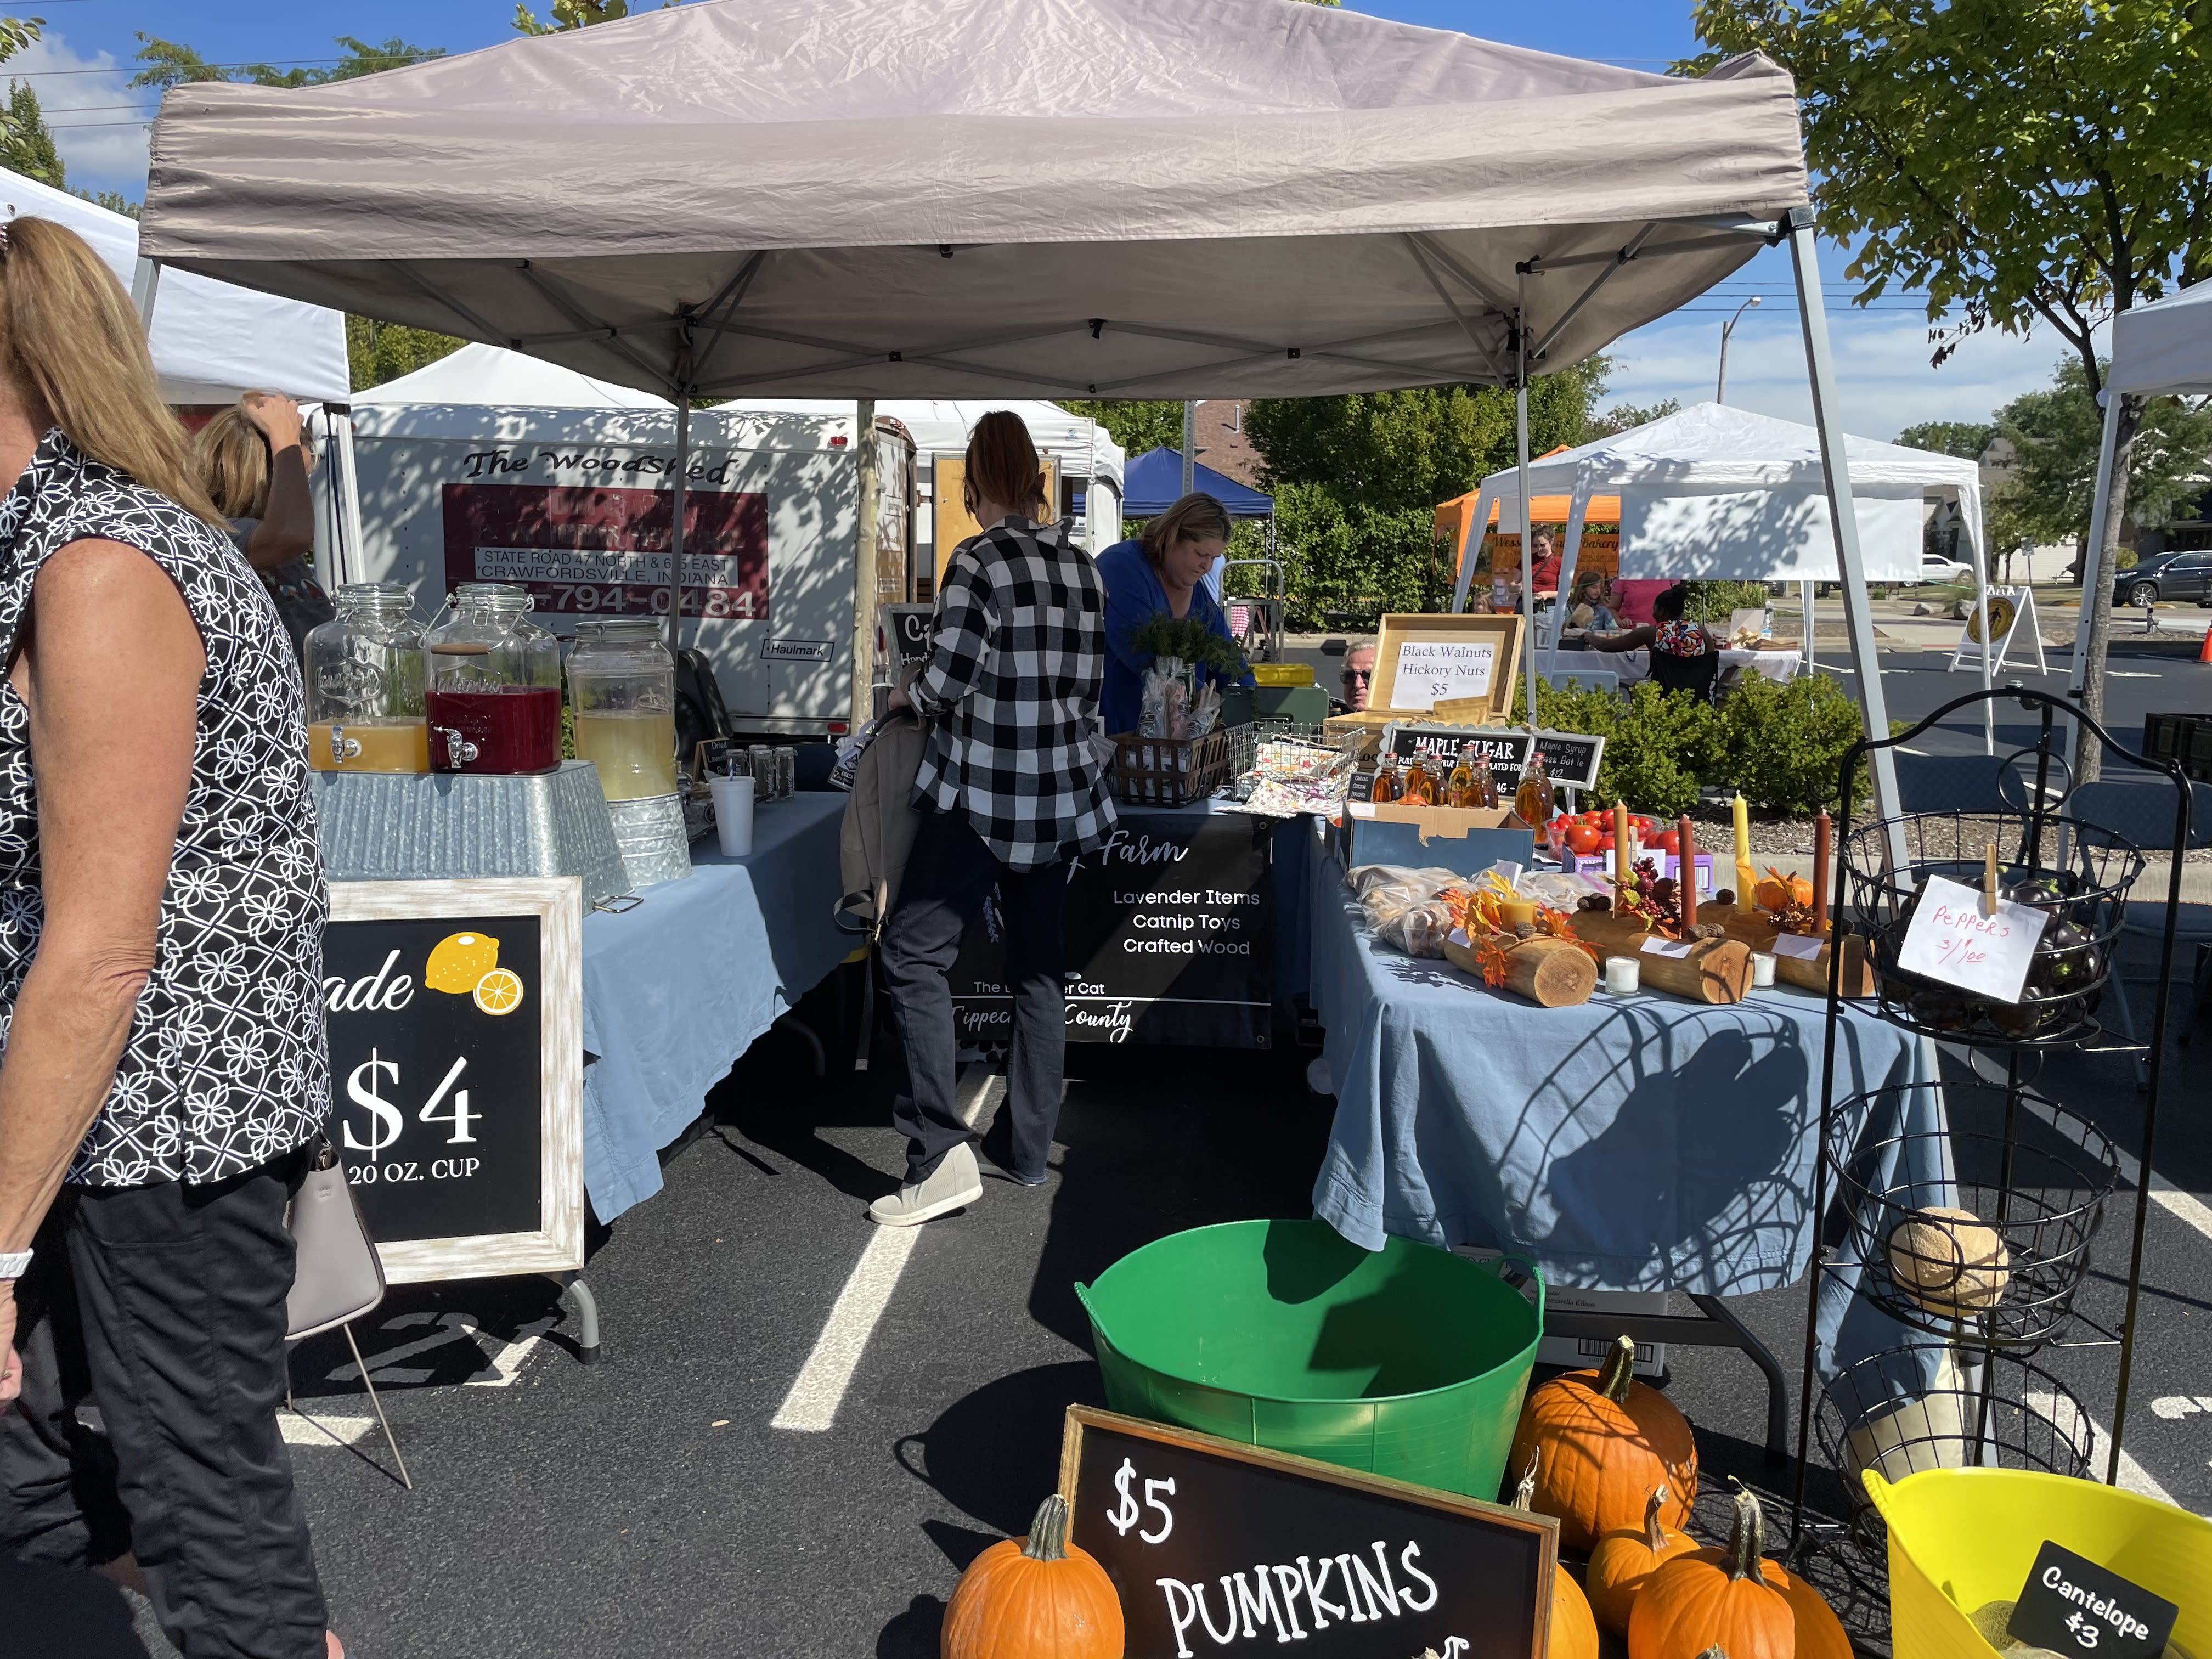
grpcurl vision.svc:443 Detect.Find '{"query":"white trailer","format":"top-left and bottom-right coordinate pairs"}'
top-left (327, 382), bottom-right (913, 740)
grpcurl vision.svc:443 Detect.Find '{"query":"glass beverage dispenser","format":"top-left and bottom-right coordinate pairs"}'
top-left (423, 583), bottom-right (563, 774)
top-left (302, 583), bottom-right (429, 772)
top-left (567, 618), bottom-right (679, 801)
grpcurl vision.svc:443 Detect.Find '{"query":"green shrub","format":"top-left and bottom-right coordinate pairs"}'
top-left (1523, 679), bottom-right (1716, 817)
top-left (1715, 673), bottom-right (1870, 814)
top-left (2116, 550), bottom-right (2139, 572)
top-left (1681, 580), bottom-right (1772, 623)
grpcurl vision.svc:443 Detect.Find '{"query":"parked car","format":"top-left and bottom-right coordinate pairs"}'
top-left (2114, 549), bottom-right (2212, 608)
top-left (1917, 551), bottom-right (1976, 585)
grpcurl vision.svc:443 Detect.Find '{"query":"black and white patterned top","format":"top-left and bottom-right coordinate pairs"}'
top-left (0, 431), bottom-right (329, 1187)
top-left (911, 516), bottom-right (1116, 870)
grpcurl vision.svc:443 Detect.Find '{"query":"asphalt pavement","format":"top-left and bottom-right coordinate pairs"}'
top-left (233, 917), bottom-right (2212, 1659)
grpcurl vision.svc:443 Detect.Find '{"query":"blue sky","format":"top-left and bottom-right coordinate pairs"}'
top-left (4, 0), bottom-right (2078, 436)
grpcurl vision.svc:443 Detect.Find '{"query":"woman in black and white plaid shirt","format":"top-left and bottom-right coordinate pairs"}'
top-left (871, 412), bottom-right (1115, 1226)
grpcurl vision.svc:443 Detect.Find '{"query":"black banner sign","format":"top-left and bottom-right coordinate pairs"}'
top-left (324, 879), bottom-right (583, 1283)
top-left (1062, 1409), bottom-right (1550, 1659)
top-left (950, 813), bottom-right (1274, 1048)
top-left (1380, 724), bottom-right (1605, 791)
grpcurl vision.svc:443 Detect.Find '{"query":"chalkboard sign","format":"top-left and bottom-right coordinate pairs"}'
top-left (949, 812), bottom-right (1274, 1048)
top-left (1381, 724), bottom-right (1605, 792)
top-left (325, 878), bottom-right (584, 1284)
top-left (2008, 1540), bottom-right (2180, 1659)
top-left (1060, 1408), bottom-right (1551, 1659)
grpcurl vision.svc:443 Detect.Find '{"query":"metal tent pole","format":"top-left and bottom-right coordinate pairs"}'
top-left (1966, 492), bottom-right (1995, 753)
top-left (1182, 401), bottom-right (1196, 496)
top-left (2065, 393), bottom-right (2125, 769)
top-left (851, 398), bottom-right (879, 731)
top-left (131, 257), bottom-right (162, 334)
top-left (1516, 273), bottom-right (1537, 722)
top-left (1800, 579), bottom-right (1815, 678)
top-left (1786, 209), bottom-right (1904, 842)
top-left (665, 393), bottom-right (692, 656)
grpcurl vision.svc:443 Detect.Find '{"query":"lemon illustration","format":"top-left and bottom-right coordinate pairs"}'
top-left (472, 968), bottom-right (525, 1017)
top-left (425, 932), bottom-right (499, 994)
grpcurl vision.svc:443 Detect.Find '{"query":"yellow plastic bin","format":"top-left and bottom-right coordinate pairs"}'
top-left (1865, 1468), bottom-right (2212, 1659)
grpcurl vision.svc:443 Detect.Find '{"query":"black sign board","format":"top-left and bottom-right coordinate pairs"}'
top-left (325, 878), bottom-right (584, 1284)
top-left (1380, 724), bottom-right (1605, 792)
top-left (877, 601), bottom-right (935, 662)
top-left (1060, 1408), bottom-right (1551, 1659)
top-left (950, 813), bottom-right (1274, 1047)
top-left (2008, 1541), bottom-right (2180, 1659)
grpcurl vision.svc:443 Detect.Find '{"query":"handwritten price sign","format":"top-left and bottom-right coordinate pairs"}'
top-left (1391, 640), bottom-right (1496, 712)
top-left (1894, 873), bottom-right (2048, 1004)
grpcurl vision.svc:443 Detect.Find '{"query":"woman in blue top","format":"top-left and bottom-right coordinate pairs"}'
top-left (1097, 492), bottom-right (1254, 734)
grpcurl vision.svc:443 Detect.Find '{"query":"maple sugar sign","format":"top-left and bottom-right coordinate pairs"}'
top-left (442, 481), bottom-right (769, 619)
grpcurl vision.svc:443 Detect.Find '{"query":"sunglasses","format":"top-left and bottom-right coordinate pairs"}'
top-left (1345, 667), bottom-right (1374, 682)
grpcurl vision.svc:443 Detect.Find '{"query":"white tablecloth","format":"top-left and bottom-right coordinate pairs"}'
top-left (1613, 646), bottom-right (1803, 687)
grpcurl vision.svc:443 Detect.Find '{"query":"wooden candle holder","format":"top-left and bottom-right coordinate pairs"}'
top-left (1705, 904), bottom-right (1876, 997)
top-left (1442, 933), bottom-right (1598, 1007)
top-left (1568, 910), bottom-right (1753, 1005)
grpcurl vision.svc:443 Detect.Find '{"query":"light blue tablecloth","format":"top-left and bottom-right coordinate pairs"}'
top-left (1305, 849), bottom-right (1939, 1373)
top-left (580, 791), bottom-right (851, 1220)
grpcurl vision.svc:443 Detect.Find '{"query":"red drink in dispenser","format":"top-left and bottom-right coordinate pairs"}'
top-left (426, 685), bottom-right (563, 775)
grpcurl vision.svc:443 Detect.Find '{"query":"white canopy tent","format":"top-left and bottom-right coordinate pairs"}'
top-left (133, 0), bottom-right (1904, 812)
top-left (2073, 285), bottom-right (2212, 748)
top-left (1452, 402), bottom-right (1993, 749)
top-left (356, 340), bottom-right (671, 410)
top-left (0, 166), bottom-right (347, 405)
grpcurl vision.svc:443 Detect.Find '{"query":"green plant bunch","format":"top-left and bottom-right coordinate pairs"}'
top-left (1515, 672), bottom-right (1881, 817)
top-left (1680, 580), bottom-right (1773, 624)
top-left (1127, 611), bottom-right (1248, 681)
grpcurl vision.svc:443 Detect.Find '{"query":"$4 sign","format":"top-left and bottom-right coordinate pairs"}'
top-left (1106, 1457), bottom-right (1176, 1544)
top-left (345, 1048), bottom-right (477, 1158)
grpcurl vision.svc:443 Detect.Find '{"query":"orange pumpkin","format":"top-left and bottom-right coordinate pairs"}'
top-left (1755, 868), bottom-right (1813, 913)
top-left (1587, 1484), bottom-right (1697, 1635)
top-left (943, 1494), bottom-right (1125, 1659)
top-left (1627, 1484), bottom-right (1795, 1659)
top-left (1508, 1335), bottom-right (1699, 1550)
top-left (1515, 1452), bottom-right (1602, 1659)
top-left (1775, 1565), bottom-right (1852, 1659)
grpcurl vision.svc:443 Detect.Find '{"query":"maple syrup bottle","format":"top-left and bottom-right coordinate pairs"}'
top-left (1446, 744), bottom-right (1479, 808)
top-left (1473, 748), bottom-right (1499, 810)
top-left (1514, 748), bottom-right (1554, 827)
top-left (1402, 753), bottom-right (1437, 806)
top-left (1369, 756), bottom-right (1397, 804)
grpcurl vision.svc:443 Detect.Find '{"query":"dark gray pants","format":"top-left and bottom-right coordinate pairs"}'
top-left (879, 809), bottom-right (1070, 1183)
top-left (0, 1149), bottom-right (328, 1659)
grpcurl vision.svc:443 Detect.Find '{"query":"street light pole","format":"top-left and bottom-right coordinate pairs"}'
top-left (1716, 295), bottom-right (1762, 403)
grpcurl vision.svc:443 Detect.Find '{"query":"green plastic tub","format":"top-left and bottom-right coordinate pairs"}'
top-left (1076, 1220), bottom-right (1544, 1500)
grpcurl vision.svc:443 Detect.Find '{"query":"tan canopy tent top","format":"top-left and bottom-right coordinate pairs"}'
top-left (132, 0), bottom-right (1902, 813)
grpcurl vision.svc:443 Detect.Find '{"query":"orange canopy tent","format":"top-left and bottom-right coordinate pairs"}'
top-left (1435, 448), bottom-right (1621, 574)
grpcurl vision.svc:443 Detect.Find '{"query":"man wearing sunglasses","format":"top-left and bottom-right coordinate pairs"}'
top-left (1335, 637), bottom-right (1376, 714)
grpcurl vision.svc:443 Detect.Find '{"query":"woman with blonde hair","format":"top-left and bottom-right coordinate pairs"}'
top-left (193, 390), bottom-right (332, 660)
top-left (0, 219), bottom-right (341, 1656)
top-left (873, 410), bottom-right (1114, 1224)
top-left (1095, 491), bottom-right (1253, 735)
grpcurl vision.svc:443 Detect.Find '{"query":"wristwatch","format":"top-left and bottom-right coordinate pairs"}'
top-left (0, 1248), bottom-right (31, 1281)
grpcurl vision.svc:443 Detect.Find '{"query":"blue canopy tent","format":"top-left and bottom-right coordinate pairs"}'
top-left (1123, 448), bottom-right (1274, 517)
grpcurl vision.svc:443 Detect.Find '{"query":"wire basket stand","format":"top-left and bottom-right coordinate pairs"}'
top-left (1788, 686), bottom-right (2194, 1564)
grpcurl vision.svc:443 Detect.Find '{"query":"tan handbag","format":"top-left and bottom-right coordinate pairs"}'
top-left (285, 1137), bottom-right (385, 1342)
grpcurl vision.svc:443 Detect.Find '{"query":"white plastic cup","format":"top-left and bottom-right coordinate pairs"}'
top-left (1604, 957), bottom-right (1640, 996)
top-left (1751, 951), bottom-right (1778, 988)
top-left (710, 774), bottom-right (755, 857)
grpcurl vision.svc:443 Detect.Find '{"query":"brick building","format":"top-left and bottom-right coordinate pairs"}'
top-left (1194, 400), bottom-right (1263, 488)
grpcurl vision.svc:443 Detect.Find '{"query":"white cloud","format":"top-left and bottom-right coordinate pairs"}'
top-left (4, 32), bottom-right (153, 200)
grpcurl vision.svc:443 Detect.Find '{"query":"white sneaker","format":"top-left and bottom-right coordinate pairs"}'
top-left (867, 1143), bottom-right (983, 1226)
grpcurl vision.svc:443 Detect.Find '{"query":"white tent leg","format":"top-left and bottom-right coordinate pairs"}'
top-left (1548, 492), bottom-right (1590, 681)
top-left (1787, 211), bottom-right (1905, 846)
top-left (1968, 507), bottom-right (1994, 753)
top-left (1450, 486), bottom-right (1495, 614)
top-left (1799, 579), bottom-right (1815, 677)
top-left (1182, 401), bottom-right (1196, 496)
top-left (131, 257), bottom-right (162, 335)
top-left (666, 395), bottom-right (692, 656)
top-left (2066, 394), bottom-right (2126, 769)
top-left (1516, 277), bottom-right (1536, 724)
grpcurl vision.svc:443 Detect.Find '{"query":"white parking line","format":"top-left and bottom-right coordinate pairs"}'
top-left (281, 1411), bottom-right (376, 1448)
top-left (771, 1068), bottom-right (1002, 1433)
top-left (2010, 1091), bottom-right (2212, 1245)
top-left (2026, 1394), bottom-right (2203, 1515)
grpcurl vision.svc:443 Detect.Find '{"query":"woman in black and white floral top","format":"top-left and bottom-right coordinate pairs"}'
top-left (0, 219), bottom-right (339, 1658)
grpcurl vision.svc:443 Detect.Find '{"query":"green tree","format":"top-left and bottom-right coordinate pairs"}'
top-left (74, 190), bottom-right (141, 219)
top-left (1585, 397), bottom-right (1680, 442)
top-left (1993, 357), bottom-right (2212, 558)
top-left (347, 315), bottom-right (465, 393)
top-left (132, 34), bottom-right (443, 92)
top-left (515, 0), bottom-right (669, 32)
top-left (1058, 399), bottom-right (1185, 461)
top-left (1, 81), bottom-right (61, 189)
top-left (1684, 0), bottom-right (2212, 776)
top-left (1895, 421), bottom-right (1994, 462)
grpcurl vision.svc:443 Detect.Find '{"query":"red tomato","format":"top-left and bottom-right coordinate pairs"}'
top-left (1655, 830), bottom-right (1680, 855)
top-left (1565, 823), bottom-right (1604, 855)
top-left (1599, 834), bottom-right (1617, 853)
